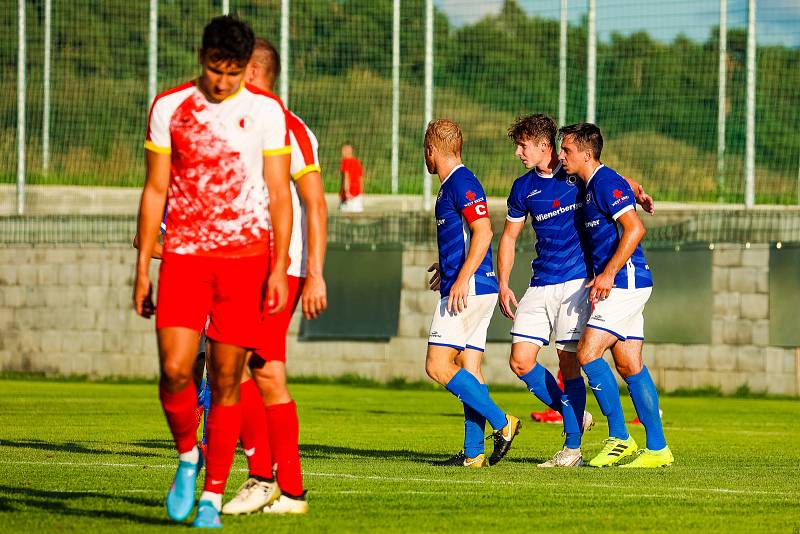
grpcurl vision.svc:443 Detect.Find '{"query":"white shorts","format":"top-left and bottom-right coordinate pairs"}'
top-left (340, 195), bottom-right (364, 212)
top-left (586, 287), bottom-right (652, 341)
top-left (511, 278), bottom-right (591, 351)
top-left (428, 293), bottom-right (497, 352)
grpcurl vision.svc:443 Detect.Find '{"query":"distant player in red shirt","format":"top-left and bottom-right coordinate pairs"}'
top-left (220, 38), bottom-right (327, 517)
top-left (339, 143), bottom-right (364, 212)
top-left (133, 16), bottom-right (293, 528)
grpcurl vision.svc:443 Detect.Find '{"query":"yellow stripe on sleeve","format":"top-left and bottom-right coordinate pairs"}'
top-left (263, 146), bottom-right (292, 156)
top-left (291, 164), bottom-right (321, 181)
top-left (144, 140), bottom-right (171, 155)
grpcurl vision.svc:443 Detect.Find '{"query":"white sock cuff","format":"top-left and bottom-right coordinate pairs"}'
top-left (199, 491), bottom-right (222, 511)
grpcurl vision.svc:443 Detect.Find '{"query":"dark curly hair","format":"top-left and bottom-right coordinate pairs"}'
top-left (507, 114), bottom-right (557, 147)
top-left (201, 15), bottom-right (255, 66)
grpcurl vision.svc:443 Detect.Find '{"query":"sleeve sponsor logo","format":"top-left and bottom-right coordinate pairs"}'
top-left (437, 218), bottom-right (446, 226)
top-left (466, 190), bottom-right (477, 201)
top-left (611, 192), bottom-right (630, 207)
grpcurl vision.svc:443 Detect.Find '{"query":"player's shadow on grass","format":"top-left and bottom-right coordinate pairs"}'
top-left (128, 439), bottom-right (176, 451)
top-left (0, 485), bottom-right (172, 526)
top-left (0, 439), bottom-right (161, 458)
top-left (300, 443), bottom-right (443, 463)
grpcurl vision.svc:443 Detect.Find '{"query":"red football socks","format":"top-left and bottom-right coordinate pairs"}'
top-left (238, 379), bottom-right (273, 480)
top-left (159, 382), bottom-right (198, 454)
top-left (265, 400), bottom-right (304, 497)
top-left (203, 403), bottom-right (242, 494)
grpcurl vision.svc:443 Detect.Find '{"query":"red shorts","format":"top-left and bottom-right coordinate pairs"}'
top-left (156, 252), bottom-right (270, 349)
top-left (253, 275), bottom-right (304, 362)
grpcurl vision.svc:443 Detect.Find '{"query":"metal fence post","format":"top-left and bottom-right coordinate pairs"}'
top-left (716, 0), bottom-right (727, 202)
top-left (43, 0), bottom-right (51, 175)
top-left (17, 0), bottom-right (26, 215)
top-left (744, 0), bottom-right (756, 208)
top-left (280, 0), bottom-right (289, 105)
top-left (147, 0), bottom-right (157, 107)
top-left (559, 0), bottom-right (567, 127)
top-left (586, 0), bottom-right (596, 124)
top-left (391, 0), bottom-right (400, 195)
top-left (423, 0), bottom-right (433, 211)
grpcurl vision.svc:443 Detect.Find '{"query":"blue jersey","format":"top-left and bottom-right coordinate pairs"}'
top-left (506, 164), bottom-right (591, 286)
top-left (582, 165), bottom-right (652, 289)
top-left (435, 165), bottom-right (498, 298)
top-left (160, 208), bottom-right (168, 234)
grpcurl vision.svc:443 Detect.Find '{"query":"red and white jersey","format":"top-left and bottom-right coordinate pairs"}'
top-left (286, 111), bottom-right (320, 278)
top-left (145, 81), bottom-right (290, 257)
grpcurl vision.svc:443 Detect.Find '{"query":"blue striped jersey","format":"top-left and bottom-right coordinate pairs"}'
top-left (582, 165), bottom-right (653, 289)
top-left (506, 164), bottom-right (591, 286)
top-left (435, 165), bottom-right (498, 298)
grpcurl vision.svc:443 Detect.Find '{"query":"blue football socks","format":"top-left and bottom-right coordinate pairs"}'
top-left (518, 363), bottom-right (562, 412)
top-left (583, 358), bottom-right (629, 440)
top-left (562, 377), bottom-right (587, 449)
top-left (625, 366), bottom-right (667, 450)
top-left (446, 369), bottom-right (507, 430)
top-left (463, 384), bottom-right (488, 457)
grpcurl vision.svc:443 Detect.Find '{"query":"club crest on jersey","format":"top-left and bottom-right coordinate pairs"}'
top-left (567, 175), bottom-right (577, 185)
top-left (465, 190), bottom-right (476, 201)
top-left (586, 192), bottom-right (592, 204)
top-left (238, 116), bottom-right (253, 131)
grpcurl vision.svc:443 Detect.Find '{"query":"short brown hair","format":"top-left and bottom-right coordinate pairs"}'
top-left (251, 38), bottom-right (281, 86)
top-left (558, 122), bottom-right (603, 160)
top-left (507, 114), bottom-right (557, 147)
top-left (424, 119), bottom-right (463, 156)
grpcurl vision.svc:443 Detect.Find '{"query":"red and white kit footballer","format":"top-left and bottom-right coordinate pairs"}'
top-left (256, 110), bottom-right (320, 360)
top-left (146, 80), bottom-right (290, 349)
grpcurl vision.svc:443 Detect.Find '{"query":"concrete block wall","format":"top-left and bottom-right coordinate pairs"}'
top-left (0, 246), bottom-right (160, 378)
top-left (0, 243), bottom-right (797, 396)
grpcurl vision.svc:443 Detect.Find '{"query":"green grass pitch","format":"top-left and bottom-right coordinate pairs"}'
top-left (0, 379), bottom-right (798, 533)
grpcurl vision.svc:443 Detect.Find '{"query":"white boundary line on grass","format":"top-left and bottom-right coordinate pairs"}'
top-left (0, 459), bottom-right (793, 498)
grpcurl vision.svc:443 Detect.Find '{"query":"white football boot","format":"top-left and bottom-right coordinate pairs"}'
top-left (262, 493), bottom-right (309, 515)
top-left (538, 447), bottom-right (584, 468)
top-left (221, 477), bottom-right (280, 515)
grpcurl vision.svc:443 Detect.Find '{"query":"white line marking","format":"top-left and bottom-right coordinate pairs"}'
top-left (0, 460), bottom-right (794, 497)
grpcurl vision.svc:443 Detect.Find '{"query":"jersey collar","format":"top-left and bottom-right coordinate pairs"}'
top-left (534, 162), bottom-right (562, 179)
top-left (441, 163), bottom-right (465, 186)
top-left (585, 163), bottom-right (605, 187)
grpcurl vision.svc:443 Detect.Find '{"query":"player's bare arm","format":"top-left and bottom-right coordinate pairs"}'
top-left (134, 150), bottom-right (170, 318)
top-left (623, 176), bottom-right (655, 215)
top-left (341, 170), bottom-right (351, 200)
top-left (497, 219), bottom-right (524, 320)
top-left (586, 209), bottom-right (646, 303)
top-left (295, 170), bottom-right (328, 319)
top-left (428, 262), bottom-right (440, 291)
top-left (133, 232), bottom-right (163, 259)
top-left (449, 217), bottom-right (493, 314)
top-left (265, 152), bottom-right (293, 314)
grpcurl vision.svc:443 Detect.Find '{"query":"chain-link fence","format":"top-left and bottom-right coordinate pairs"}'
top-left (2, 0), bottom-right (799, 213)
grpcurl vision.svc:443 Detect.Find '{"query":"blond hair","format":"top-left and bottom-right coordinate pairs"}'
top-left (425, 119), bottom-right (463, 157)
